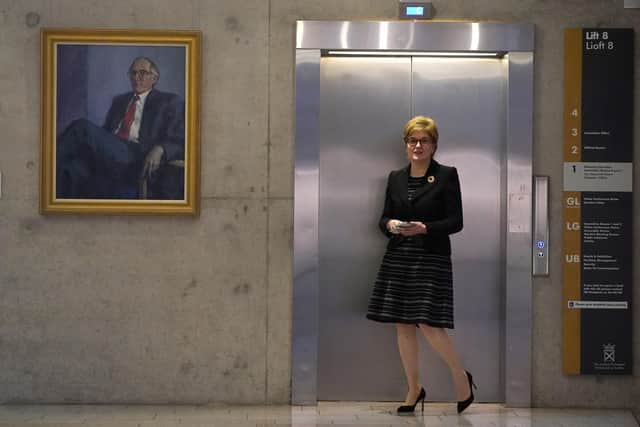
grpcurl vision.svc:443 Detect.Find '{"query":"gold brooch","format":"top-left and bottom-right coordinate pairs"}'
top-left (427, 176), bottom-right (435, 183)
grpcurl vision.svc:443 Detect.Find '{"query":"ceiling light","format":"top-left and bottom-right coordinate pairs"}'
top-left (326, 50), bottom-right (501, 57)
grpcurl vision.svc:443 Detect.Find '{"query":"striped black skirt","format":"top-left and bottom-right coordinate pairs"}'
top-left (366, 237), bottom-right (454, 329)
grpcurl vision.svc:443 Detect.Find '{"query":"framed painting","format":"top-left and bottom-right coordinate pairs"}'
top-left (41, 28), bottom-right (201, 215)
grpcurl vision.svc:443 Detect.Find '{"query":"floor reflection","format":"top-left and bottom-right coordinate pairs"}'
top-left (0, 402), bottom-right (636, 427)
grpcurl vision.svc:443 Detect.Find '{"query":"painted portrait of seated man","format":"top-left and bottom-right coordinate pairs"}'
top-left (56, 56), bottom-right (185, 200)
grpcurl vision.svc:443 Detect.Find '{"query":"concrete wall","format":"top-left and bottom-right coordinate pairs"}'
top-left (0, 0), bottom-right (638, 413)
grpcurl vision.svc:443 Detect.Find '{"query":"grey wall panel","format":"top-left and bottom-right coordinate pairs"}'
top-left (411, 57), bottom-right (508, 402)
top-left (318, 57), bottom-right (411, 400)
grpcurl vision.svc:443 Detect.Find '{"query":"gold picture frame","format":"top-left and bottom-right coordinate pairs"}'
top-left (41, 28), bottom-right (201, 215)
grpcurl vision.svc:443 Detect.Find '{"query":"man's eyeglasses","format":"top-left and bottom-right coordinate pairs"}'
top-left (128, 70), bottom-right (156, 79)
top-left (405, 138), bottom-right (433, 147)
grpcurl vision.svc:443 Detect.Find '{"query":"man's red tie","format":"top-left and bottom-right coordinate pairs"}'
top-left (117, 95), bottom-right (139, 140)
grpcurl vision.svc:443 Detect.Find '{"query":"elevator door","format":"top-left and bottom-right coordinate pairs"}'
top-left (318, 56), bottom-right (507, 402)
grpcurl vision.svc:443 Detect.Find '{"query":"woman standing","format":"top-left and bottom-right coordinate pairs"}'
top-left (366, 116), bottom-right (475, 414)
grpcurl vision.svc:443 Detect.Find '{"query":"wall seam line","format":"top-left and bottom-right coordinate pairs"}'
top-left (264, 0), bottom-right (272, 405)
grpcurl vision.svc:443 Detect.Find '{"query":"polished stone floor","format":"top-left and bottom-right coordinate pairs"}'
top-left (0, 402), bottom-right (637, 427)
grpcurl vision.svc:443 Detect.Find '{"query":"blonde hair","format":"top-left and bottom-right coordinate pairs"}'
top-left (402, 116), bottom-right (439, 145)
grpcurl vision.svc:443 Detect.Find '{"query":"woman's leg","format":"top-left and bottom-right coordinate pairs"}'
top-left (418, 324), bottom-right (470, 401)
top-left (396, 323), bottom-right (422, 404)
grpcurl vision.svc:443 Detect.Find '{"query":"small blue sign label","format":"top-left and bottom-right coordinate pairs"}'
top-left (406, 6), bottom-right (425, 16)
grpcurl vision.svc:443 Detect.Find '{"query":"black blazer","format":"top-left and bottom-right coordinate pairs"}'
top-left (379, 160), bottom-right (463, 255)
top-left (103, 89), bottom-right (185, 162)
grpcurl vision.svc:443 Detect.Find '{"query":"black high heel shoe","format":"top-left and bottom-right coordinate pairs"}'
top-left (457, 371), bottom-right (477, 414)
top-left (397, 387), bottom-right (426, 414)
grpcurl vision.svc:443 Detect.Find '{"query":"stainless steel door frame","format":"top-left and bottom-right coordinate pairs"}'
top-left (293, 21), bottom-right (534, 406)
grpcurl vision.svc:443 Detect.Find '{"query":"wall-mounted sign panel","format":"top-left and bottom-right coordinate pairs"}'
top-left (562, 28), bottom-right (633, 375)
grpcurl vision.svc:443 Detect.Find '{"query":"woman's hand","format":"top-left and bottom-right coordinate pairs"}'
top-left (398, 221), bottom-right (427, 236)
top-left (387, 220), bottom-right (427, 235)
top-left (387, 219), bottom-right (403, 234)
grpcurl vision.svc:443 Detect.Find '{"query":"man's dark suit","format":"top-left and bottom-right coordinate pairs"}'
top-left (56, 89), bottom-right (185, 199)
top-left (379, 160), bottom-right (464, 255)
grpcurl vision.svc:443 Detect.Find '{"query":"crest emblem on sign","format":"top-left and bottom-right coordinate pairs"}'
top-left (603, 343), bottom-right (615, 363)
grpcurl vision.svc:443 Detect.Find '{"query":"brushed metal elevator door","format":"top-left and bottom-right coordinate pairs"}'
top-left (318, 56), bottom-right (507, 402)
